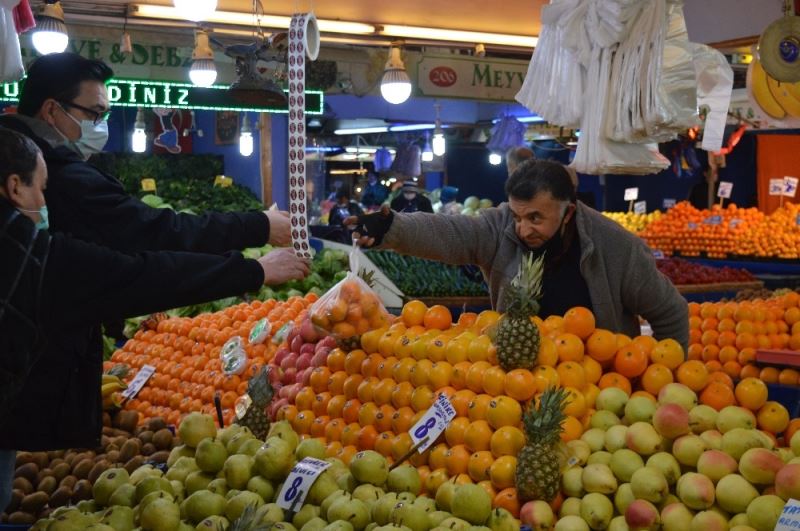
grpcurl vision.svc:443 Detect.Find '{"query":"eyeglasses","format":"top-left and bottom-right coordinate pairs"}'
top-left (58, 101), bottom-right (111, 126)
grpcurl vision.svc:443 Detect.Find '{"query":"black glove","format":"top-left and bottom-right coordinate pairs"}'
top-left (346, 207), bottom-right (394, 247)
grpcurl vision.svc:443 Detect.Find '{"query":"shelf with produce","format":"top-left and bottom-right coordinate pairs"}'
top-left (676, 281), bottom-right (765, 294)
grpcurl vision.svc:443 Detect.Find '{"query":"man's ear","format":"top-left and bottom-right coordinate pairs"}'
top-left (37, 99), bottom-right (60, 127)
top-left (3, 173), bottom-right (23, 203)
top-left (563, 202), bottom-right (577, 224)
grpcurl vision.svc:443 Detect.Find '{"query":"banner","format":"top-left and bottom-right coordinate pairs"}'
top-left (416, 54), bottom-right (529, 102)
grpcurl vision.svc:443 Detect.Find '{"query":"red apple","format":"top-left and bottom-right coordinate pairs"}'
top-left (290, 334), bottom-right (304, 354)
top-left (282, 367), bottom-right (297, 385)
top-left (280, 352), bottom-right (298, 371)
top-left (299, 343), bottom-right (316, 356)
top-left (273, 348), bottom-right (291, 366)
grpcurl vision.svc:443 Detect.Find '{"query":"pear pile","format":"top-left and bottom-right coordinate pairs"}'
top-left (527, 384), bottom-right (800, 531)
top-left (27, 412), bottom-right (520, 531)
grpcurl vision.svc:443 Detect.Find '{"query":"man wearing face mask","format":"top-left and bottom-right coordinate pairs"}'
top-left (390, 181), bottom-right (434, 213)
top-left (347, 159), bottom-right (688, 348)
top-left (0, 128), bottom-right (310, 508)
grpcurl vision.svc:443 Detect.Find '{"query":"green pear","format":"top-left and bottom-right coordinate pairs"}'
top-left (247, 475), bottom-right (275, 502)
top-left (269, 421), bottom-right (301, 452)
top-left (223, 454), bottom-right (255, 490)
top-left (180, 413), bottom-right (218, 448)
top-left (327, 496), bottom-right (370, 531)
top-left (130, 464), bottom-right (163, 484)
top-left (208, 478), bottom-right (229, 496)
top-left (93, 468), bottom-right (130, 506)
top-left (255, 438), bottom-right (293, 480)
top-left (321, 522), bottom-right (355, 531)
top-left (108, 483), bottom-right (137, 507)
top-left (451, 484), bottom-right (492, 525)
top-left (196, 438), bottom-right (229, 474)
top-left (300, 517), bottom-right (328, 531)
top-left (292, 504), bottom-right (321, 528)
top-left (390, 501), bottom-right (429, 531)
top-left (321, 489), bottom-right (347, 516)
top-left (296, 439), bottom-right (327, 461)
top-left (435, 478), bottom-right (459, 512)
top-left (168, 445), bottom-right (196, 468)
top-left (167, 458), bottom-right (200, 483)
top-left (352, 483), bottom-right (385, 508)
top-left (195, 515), bottom-right (231, 530)
top-left (337, 471), bottom-right (358, 492)
top-left (216, 425), bottom-right (244, 446)
top-left (99, 506), bottom-right (135, 531)
top-left (225, 491), bottom-right (265, 521)
top-left (349, 450), bottom-right (389, 486)
top-left (255, 503), bottom-right (285, 524)
top-left (428, 511), bottom-right (452, 528)
top-left (272, 523), bottom-right (297, 531)
top-left (182, 490), bottom-right (227, 524)
top-left (387, 466), bottom-right (421, 495)
top-left (309, 470), bottom-right (339, 505)
top-left (140, 490), bottom-right (175, 513)
top-left (141, 497), bottom-right (181, 531)
top-left (412, 497), bottom-right (436, 514)
top-left (439, 517), bottom-right (471, 530)
top-left (135, 476), bottom-right (173, 503)
top-left (185, 471), bottom-right (216, 495)
top-left (372, 492), bottom-right (400, 525)
top-left (226, 429), bottom-right (256, 455)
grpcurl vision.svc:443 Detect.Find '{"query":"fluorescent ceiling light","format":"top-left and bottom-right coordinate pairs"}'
top-left (345, 147), bottom-right (396, 154)
top-left (334, 123), bottom-right (437, 135)
top-left (390, 123), bottom-right (436, 132)
top-left (492, 115), bottom-right (545, 124)
top-left (380, 24), bottom-right (537, 48)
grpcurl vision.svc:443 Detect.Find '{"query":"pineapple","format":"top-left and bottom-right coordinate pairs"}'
top-left (228, 503), bottom-right (272, 531)
top-left (235, 367), bottom-right (274, 440)
top-left (516, 387), bottom-right (570, 502)
top-left (495, 252), bottom-right (545, 370)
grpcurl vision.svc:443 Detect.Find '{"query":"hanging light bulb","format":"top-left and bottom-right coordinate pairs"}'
top-left (489, 152), bottom-right (502, 165)
top-left (239, 114), bottom-right (254, 157)
top-left (189, 29), bottom-right (217, 87)
top-left (132, 108), bottom-right (147, 153)
top-left (380, 46), bottom-right (412, 105)
top-left (173, 0), bottom-right (218, 22)
top-left (432, 102), bottom-right (446, 157)
top-left (120, 32), bottom-right (133, 54)
top-left (421, 132), bottom-right (434, 162)
top-left (32, 1), bottom-right (69, 55)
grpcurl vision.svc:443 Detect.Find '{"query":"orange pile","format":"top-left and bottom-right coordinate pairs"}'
top-left (640, 201), bottom-right (800, 259)
top-left (106, 294), bottom-right (317, 427)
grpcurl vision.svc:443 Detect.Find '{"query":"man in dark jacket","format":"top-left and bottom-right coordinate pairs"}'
top-left (328, 190), bottom-right (364, 228)
top-left (390, 181), bottom-right (434, 213)
top-left (0, 52), bottom-right (299, 454)
top-left (0, 128), bottom-right (310, 509)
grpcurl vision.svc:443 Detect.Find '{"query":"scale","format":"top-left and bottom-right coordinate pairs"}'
top-left (758, 0), bottom-right (800, 82)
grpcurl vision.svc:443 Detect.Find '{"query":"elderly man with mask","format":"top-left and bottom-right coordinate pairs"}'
top-left (349, 159), bottom-right (688, 347)
top-left (390, 181), bottom-right (434, 213)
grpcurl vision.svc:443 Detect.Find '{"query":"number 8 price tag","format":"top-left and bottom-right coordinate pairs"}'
top-left (409, 393), bottom-right (456, 453)
top-left (276, 457), bottom-right (331, 511)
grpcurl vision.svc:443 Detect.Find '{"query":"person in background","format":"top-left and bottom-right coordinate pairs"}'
top-left (0, 128), bottom-right (309, 511)
top-left (348, 159), bottom-right (688, 348)
top-left (360, 173), bottom-right (389, 209)
top-left (328, 189), bottom-right (364, 228)
top-left (0, 52), bottom-right (298, 457)
top-left (506, 146), bottom-right (535, 176)
top-left (390, 181), bottom-right (434, 213)
top-left (437, 186), bottom-right (463, 215)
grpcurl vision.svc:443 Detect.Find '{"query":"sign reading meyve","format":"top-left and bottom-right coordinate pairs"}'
top-left (416, 54), bottom-right (529, 102)
top-left (0, 78), bottom-right (323, 114)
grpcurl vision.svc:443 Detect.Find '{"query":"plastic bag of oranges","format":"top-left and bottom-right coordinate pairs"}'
top-left (309, 244), bottom-right (393, 348)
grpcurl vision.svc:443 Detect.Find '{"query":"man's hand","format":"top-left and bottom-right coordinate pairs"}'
top-left (265, 210), bottom-right (292, 247)
top-left (345, 206), bottom-right (394, 248)
top-left (257, 248), bottom-right (311, 285)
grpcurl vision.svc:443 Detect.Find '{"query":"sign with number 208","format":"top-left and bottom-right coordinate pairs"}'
top-left (409, 394), bottom-right (456, 453)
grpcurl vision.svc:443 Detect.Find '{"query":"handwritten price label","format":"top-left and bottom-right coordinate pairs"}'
top-left (214, 175), bottom-right (233, 188)
top-left (717, 181), bottom-right (733, 199)
top-left (624, 188), bottom-right (639, 201)
top-left (141, 179), bottom-right (157, 192)
top-left (770, 179), bottom-right (785, 196)
top-left (634, 201), bottom-right (647, 214)
top-left (774, 498), bottom-right (800, 531)
top-left (704, 215), bottom-right (722, 225)
top-left (652, 250), bottom-right (665, 259)
top-left (121, 365), bottom-right (155, 400)
top-left (277, 457), bottom-right (331, 511)
top-left (662, 199), bottom-right (676, 209)
top-left (409, 393), bottom-right (456, 453)
top-left (784, 176), bottom-right (798, 197)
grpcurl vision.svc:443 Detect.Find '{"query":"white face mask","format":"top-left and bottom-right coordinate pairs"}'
top-left (403, 192), bottom-right (416, 201)
top-left (58, 104), bottom-right (109, 160)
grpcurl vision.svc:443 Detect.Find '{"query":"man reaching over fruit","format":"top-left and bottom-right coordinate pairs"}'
top-left (348, 159), bottom-right (688, 349)
top-left (0, 128), bottom-right (310, 508)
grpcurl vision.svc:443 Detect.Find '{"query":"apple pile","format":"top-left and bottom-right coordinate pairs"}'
top-left (656, 258), bottom-right (755, 286)
top-left (524, 384), bottom-right (800, 531)
top-left (26, 412), bottom-right (520, 531)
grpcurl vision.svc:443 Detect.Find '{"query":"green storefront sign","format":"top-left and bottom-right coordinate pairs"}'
top-left (0, 78), bottom-right (323, 114)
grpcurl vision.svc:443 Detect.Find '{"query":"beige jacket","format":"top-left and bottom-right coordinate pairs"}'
top-left (383, 202), bottom-right (689, 348)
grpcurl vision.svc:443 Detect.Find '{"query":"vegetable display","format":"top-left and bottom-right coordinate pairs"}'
top-left (366, 250), bottom-right (488, 298)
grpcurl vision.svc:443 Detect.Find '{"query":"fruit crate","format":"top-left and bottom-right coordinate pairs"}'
top-left (765, 383), bottom-right (800, 419)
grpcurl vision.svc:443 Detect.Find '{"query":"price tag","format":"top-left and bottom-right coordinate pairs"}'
top-left (774, 498), bottom-right (800, 531)
top-left (214, 175), bottom-right (233, 188)
top-left (652, 250), bottom-right (665, 259)
top-left (249, 319), bottom-right (272, 345)
top-left (688, 222), bottom-right (698, 230)
top-left (141, 178), bottom-right (157, 192)
top-left (729, 218), bottom-right (743, 228)
top-left (409, 393), bottom-right (456, 453)
top-left (717, 181), bottom-right (733, 199)
top-left (770, 179), bottom-right (785, 196)
top-left (704, 215), bottom-right (722, 225)
top-left (662, 199), bottom-right (676, 209)
top-left (796, 214), bottom-right (800, 226)
top-left (624, 187), bottom-right (639, 201)
top-left (277, 458), bottom-right (331, 511)
top-left (784, 176), bottom-right (799, 197)
top-left (634, 201), bottom-right (647, 214)
top-left (121, 365), bottom-right (155, 400)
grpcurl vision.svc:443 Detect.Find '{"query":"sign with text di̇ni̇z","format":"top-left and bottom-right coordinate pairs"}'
top-left (0, 79), bottom-right (323, 114)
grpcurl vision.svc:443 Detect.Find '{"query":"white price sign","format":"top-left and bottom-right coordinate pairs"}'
top-left (634, 201), bottom-right (647, 214)
top-left (277, 457), bottom-right (331, 511)
top-left (784, 176), bottom-right (799, 197)
top-left (770, 179), bottom-right (785, 196)
top-left (409, 393), bottom-right (456, 453)
top-left (662, 199), bottom-right (676, 209)
top-left (717, 181), bottom-right (733, 199)
top-left (774, 498), bottom-right (800, 531)
top-left (624, 187), bottom-right (639, 201)
top-left (121, 365), bottom-right (155, 400)
top-left (652, 250), bottom-right (665, 259)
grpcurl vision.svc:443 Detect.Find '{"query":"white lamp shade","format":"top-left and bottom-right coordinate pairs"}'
top-left (432, 133), bottom-right (446, 157)
top-left (132, 128), bottom-right (147, 153)
top-left (422, 149), bottom-right (434, 162)
top-left (174, 0), bottom-right (217, 22)
top-left (239, 132), bottom-right (254, 156)
top-left (489, 153), bottom-right (502, 165)
top-left (190, 59), bottom-right (217, 87)
top-left (32, 29), bottom-right (68, 55)
top-left (380, 69), bottom-right (412, 105)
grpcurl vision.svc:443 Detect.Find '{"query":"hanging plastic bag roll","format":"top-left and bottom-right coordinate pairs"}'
top-left (287, 13), bottom-right (319, 259)
top-left (691, 43), bottom-right (733, 153)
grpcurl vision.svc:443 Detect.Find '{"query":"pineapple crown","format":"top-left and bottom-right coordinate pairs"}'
top-left (229, 503), bottom-right (273, 531)
top-left (505, 252), bottom-right (545, 317)
top-left (358, 267), bottom-right (377, 288)
top-left (523, 386), bottom-right (569, 444)
top-left (247, 367), bottom-right (274, 405)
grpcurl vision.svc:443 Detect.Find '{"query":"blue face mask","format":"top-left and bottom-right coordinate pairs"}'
top-left (19, 205), bottom-right (49, 231)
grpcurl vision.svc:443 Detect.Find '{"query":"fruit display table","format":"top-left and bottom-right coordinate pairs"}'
top-left (675, 281), bottom-right (764, 295)
top-left (757, 349), bottom-right (800, 369)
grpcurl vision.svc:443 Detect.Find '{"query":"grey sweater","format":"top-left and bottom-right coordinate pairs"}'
top-left (383, 201), bottom-right (689, 349)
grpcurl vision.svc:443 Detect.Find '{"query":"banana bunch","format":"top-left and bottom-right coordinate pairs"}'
top-left (750, 58), bottom-right (800, 120)
top-left (101, 365), bottom-right (129, 410)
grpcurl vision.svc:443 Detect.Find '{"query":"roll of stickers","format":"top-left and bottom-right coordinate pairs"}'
top-left (287, 13), bottom-right (319, 258)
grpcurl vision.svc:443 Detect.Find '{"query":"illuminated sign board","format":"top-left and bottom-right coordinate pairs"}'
top-left (0, 78), bottom-right (323, 114)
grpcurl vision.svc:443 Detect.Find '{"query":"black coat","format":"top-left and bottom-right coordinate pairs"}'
top-left (0, 116), bottom-right (271, 450)
top-left (328, 202), bottom-right (363, 227)
top-left (390, 194), bottom-right (434, 214)
top-left (0, 198), bottom-right (264, 450)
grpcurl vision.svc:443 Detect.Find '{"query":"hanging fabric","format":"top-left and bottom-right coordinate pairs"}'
top-left (0, 0), bottom-right (24, 83)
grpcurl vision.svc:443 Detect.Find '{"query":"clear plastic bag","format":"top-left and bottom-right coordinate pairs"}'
top-left (309, 243), bottom-right (393, 345)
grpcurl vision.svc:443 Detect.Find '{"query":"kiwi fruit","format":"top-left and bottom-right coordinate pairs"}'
top-left (31, 452), bottom-right (49, 470)
top-left (102, 426), bottom-right (115, 437)
top-left (35, 469), bottom-right (53, 485)
top-left (113, 436), bottom-right (128, 448)
top-left (71, 479), bottom-right (93, 502)
top-left (149, 451), bottom-right (170, 464)
top-left (14, 452), bottom-right (33, 467)
top-left (105, 450), bottom-right (120, 464)
top-left (147, 417), bottom-right (167, 432)
top-left (20, 491), bottom-right (49, 514)
top-left (48, 486), bottom-right (72, 508)
top-left (63, 452), bottom-right (78, 467)
top-left (117, 410), bottom-right (139, 433)
top-left (88, 461), bottom-right (110, 484)
top-left (8, 511), bottom-right (36, 525)
top-left (49, 457), bottom-right (65, 468)
top-left (6, 489), bottom-right (23, 513)
top-left (12, 477), bottom-right (33, 495)
top-left (119, 439), bottom-right (141, 463)
top-left (124, 456), bottom-right (145, 475)
top-left (105, 444), bottom-right (120, 454)
top-left (15, 462), bottom-right (38, 484)
top-left (72, 459), bottom-right (93, 480)
top-left (152, 429), bottom-right (173, 450)
top-left (59, 475), bottom-right (77, 490)
top-left (37, 476), bottom-right (57, 496)
top-left (102, 411), bottom-right (112, 427)
top-left (138, 431), bottom-right (154, 445)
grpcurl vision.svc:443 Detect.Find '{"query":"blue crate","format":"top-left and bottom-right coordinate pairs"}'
top-left (766, 383), bottom-right (800, 419)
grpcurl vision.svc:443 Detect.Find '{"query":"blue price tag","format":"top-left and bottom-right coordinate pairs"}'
top-left (703, 216), bottom-right (722, 225)
top-left (796, 214), bottom-right (800, 226)
top-left (729, 218), bottom-right (742, 228)
top-left (688, 222), bottom-right (698, 230)
top-left (409, 394), bottom-right (456, 453)
top-left (652, 250), bottom-right (665, 259)
top-left (276, 458), bottom-right (331, 511)
top-left (662, 199), bottom-right (676, 209)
